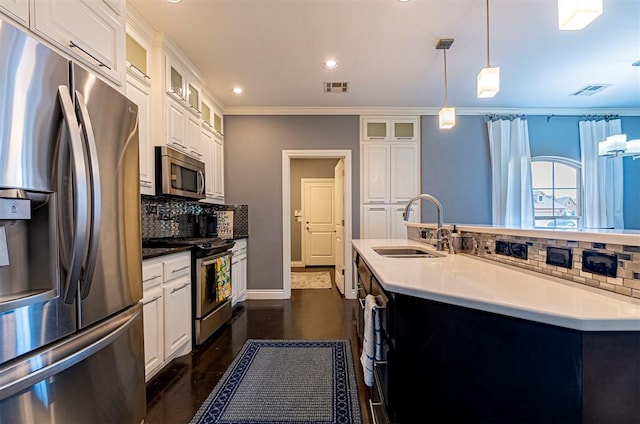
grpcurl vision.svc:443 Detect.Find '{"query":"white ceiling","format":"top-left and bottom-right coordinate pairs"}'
top-left (128, 0), bottom-right (640, 112)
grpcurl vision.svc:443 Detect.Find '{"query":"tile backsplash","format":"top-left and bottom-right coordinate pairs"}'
top-left (407, 226), bottom-right (640, 300)
top-left (141, 195), bottom-right (248, 240)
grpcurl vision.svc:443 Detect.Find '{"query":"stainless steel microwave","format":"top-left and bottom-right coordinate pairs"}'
top-left (155, 146), bottom-right (206, 199)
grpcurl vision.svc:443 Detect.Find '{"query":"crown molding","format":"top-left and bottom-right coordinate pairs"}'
top-left (222, 106), bottom-right (640, 116)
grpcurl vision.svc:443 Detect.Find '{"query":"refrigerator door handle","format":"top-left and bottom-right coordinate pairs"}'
top-left (74, 91), bottom-right (102, 300)
top-left (0, 306), bottom-right (141, 402)
top-left (57, 86), bottom-right (89, 304)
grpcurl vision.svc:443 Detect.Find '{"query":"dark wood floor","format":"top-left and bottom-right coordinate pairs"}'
top-left (145, 267), bottom-right (371, 424)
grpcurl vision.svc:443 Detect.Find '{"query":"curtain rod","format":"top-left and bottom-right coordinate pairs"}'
top-left (486, 113), bottom-right (526, 122)
top-left (546, 114), bottom-right (619, 123)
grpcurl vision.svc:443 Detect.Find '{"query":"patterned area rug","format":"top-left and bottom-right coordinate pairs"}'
top-left (291, 271), bottom-right (332, 289)
top-left (190, 339), bottom-right (362, 424)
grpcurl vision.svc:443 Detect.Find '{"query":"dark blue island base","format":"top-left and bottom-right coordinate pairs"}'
top-left (387, 294), bottom-right (640, 423)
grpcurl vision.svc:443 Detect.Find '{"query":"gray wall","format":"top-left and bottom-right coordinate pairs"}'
top-left (420, 114), bottom-right (640, 229)
top-left (528, 115), bottom-right (640, 229)
top-left (224, 115), bottom-right (359, 290)
top-left (290, 158), bottom-right (339, 262)
top-left (421, 115), bottom-right (493, 225)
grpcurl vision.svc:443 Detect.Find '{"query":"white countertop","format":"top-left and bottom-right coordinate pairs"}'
top-left (406, 223), bottom-right (640, 246)
top-left (352, 238), bottom-right (640, 331)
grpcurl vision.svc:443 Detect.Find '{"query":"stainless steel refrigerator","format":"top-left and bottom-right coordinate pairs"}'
top-left (0, 18), bottom-right (145, 423)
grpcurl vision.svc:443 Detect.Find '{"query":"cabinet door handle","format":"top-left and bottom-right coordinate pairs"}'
top-left (395, 136), bottom-right (413, 139)
top-left (369, 208), bottom-right (386, 211)
top-left (358, 297), bottom-right (365, 310)
top-left (143, 274), bottom-right (162, 283)
top-left (368, 137), bottom-right (386, 140)
top-left (171, 265), bottom-right (190, 273)
top-left (127, 63), bottom-right (151, 80)
top-left (142, 295), bottom-right (161, 305)
top-left (171, 282), bottom-right (190, 293)
top-left (69, 41), bottom-right (111, 70)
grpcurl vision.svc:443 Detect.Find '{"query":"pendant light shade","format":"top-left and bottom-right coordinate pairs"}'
top-left (477, 67), bottom-right (500, 98)
top-left (438, 107), bottom-right (456, 129)
top-left (436, 38), bottom-right (455, 130)
top-left (478, 0), bottom-right (499, 98)
top-left (558, 0), bottom-right (603, 30)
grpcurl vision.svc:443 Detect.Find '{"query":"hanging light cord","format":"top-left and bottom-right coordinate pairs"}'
top-left (443, 49), bottom-right (449, 107)
top-left (485, 0), bottom-right (491, 67)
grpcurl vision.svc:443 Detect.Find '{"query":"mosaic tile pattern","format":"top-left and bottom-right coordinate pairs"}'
top-left (407, 226), bottom-right (640, 299)
top-left (141, 195), bottom-right (249, 240)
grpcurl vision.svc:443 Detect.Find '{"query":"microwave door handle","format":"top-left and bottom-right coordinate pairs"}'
top-left (57, 86), bottom-right (89, 304)
top-left (198, 170), bottom-right (205, 194)
top-left (75, 91), bottom-right (102, 299)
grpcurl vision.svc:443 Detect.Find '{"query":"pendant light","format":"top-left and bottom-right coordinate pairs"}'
top-left (477, 0), bottom-right (499, 98)
top-left (436, 38), bottom-right (455, 129)
top-left (558, 0), bottom-right (603, 30)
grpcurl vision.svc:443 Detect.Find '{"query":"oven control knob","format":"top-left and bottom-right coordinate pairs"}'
top-left (201, 242), bottom-right (212, 248)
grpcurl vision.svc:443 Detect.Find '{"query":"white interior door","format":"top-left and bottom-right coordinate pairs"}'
top-left (334, 159), bottom-right (345, 294)
top-left (303, 178), bottom-right (335, 266)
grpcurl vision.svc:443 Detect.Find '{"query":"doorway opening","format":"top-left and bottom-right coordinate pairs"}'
top-left (282, 150), bottom-right (354, 300)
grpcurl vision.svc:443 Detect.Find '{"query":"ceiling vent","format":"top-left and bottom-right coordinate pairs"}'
top-left (569, 84), bottom-right (612, 96)
top-left (324, 82), bottom-right (349, 93)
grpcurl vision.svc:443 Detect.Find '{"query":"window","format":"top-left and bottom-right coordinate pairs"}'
top-left (531, 157), bottom-right (581, 229)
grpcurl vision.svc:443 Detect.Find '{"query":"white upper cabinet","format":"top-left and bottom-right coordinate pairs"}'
top-left (126, 76), bottom-right (153, 194)
top-left (362, 118), bottom-right (390, 141)
top-left (125, 28), bottom-right (151, 85)
top-left (32, 0), bottom-right (125, 86)
top-left (125, 9), bottom-right (155, 195)
top-left (362, 144), bottom-right (390, 203)
top-left (186, 114), bottom-right (204, 160)
top-left (360, 116), bottom-right (420, 238)
top-left (166, 95), bottom-right (188, 153)
top-left (213, 108), bottom-right (224, 137)
top-left (0, 0), bottom-right (29, 26)
top-left (212, 136), bottom-right (225, 200)
top-left (391, 118), bottom-right (419, 142)
top-left (390, 144), bottom-right (419, 203)
top-left (165, 57), bottom-right (187, 104)
top-left (362, 116), bottom-right (419, 142)
top-left (186, 79), bottom-right (201, 117)
top-left (200, 98), bottom-right (214, 133)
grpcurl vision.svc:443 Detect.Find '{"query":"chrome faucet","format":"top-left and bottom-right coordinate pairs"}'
top-left (402, 193), bottom-right (443, 228)
top-left (403, 194), bottom-right (452, 253)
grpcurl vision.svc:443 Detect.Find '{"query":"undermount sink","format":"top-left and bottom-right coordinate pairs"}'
top-left (373, 246), bottom-right (444, 258)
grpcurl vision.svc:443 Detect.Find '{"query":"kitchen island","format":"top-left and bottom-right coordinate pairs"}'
top-left (352, 238), bottom-right (640, 424)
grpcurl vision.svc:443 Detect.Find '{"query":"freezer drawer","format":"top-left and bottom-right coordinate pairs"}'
top-left (0, 304), bottom-right (146, 424)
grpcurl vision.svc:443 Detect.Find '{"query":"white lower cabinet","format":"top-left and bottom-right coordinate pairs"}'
top-left (142, 251), bottom-right (191, 382)
top-left (362, 205), bottom-right (419, 239)
top-left (142, 286), bottom-right (163, 379)
top-left (163, 277), bottom-right (191, 358)
top-left (231, 238), bottom-right (247, 305)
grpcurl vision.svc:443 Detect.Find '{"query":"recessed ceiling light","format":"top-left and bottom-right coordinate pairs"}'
top-left (166, 0), bottom-right (181, 3)
top-left (323, 59), bottom-right (338, 70)
top-left (398, 0), bottom-right (410, 2)
top-left (232, 87), bottom-right (243, 94)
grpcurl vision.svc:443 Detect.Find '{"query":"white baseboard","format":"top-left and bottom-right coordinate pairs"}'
top-left (246, 289), bottom-right (288, 300)
top-left (290, 261), bottom-right (304, 268)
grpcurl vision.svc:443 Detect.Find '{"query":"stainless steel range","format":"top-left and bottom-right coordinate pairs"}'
top-left (144, 236), bottom-right (235, 345)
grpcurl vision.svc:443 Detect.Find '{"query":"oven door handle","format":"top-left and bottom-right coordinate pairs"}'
top-left (201, 251), bottom-right (232, 266)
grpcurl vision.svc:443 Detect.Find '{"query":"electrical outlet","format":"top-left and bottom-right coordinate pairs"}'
top-left (546, 246), bottom-right (572, 269)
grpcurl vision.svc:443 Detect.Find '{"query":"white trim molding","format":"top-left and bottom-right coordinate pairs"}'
top-left (282, 150), bottom-right (355, 300)
top-left (224, 106), bottom-right (640, 117)
top-left (246, 289), bottom-right (288, 300)
top-left (290, 261), bottom-right (304, 268)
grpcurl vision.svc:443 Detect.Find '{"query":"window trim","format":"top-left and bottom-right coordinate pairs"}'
top-left (531, 156), bottom-right (582, 229)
